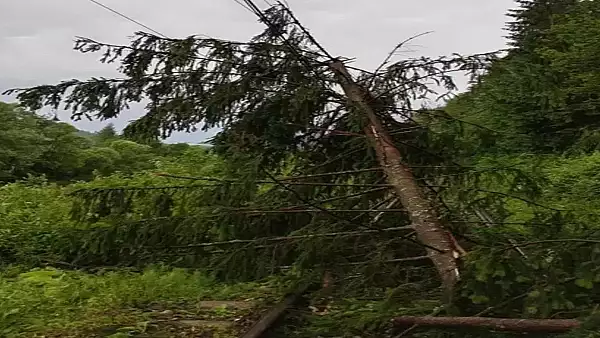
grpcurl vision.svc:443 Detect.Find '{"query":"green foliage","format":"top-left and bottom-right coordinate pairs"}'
top-left (107, 139), bottom-right (155, 173)
top-left (441, 0), bottom-right (600, 154)
top-left (0, 102), bottom-right (89, 182)
top-left (275, 298), bottom-right (412, 337)
top-left (0, 266), bottom-right (273, 337)
top-left (0, 180), bottom-right (76, 265)
top-left (95, 123), bottom-right (119, 145)
top-left (1, 4), bottom-right (498, 291)
top-left (5, 1), bottom-right (600, 337)
top-left (0, 100), bottom-right (215, 183)
top-left (78, 146), bottom-right (122, 179)
top-left (506, 0), bottom-right (577, 51)
top-left (0, 146), bottom-right (230, 269)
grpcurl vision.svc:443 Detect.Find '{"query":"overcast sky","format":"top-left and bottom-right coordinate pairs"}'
top-left (0, 0), bottom-right (516, 143)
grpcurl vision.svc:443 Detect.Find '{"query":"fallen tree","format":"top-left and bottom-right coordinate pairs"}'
top-left (392, 316), bottom-right (581, 333)
top-left (6, 1), bottom-right (493, 295)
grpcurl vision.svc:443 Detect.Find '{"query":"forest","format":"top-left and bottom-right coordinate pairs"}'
top-left (2, 0), bottom-right (600, 337)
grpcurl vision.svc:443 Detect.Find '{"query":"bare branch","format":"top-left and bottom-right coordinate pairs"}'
top-left (369, 31), bottom-right (434, 88)
top-left (392, 316), bottom-right (580, 333)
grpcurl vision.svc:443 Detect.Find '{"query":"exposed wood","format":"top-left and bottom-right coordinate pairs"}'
top-left (392, 316), bottom-right (581, 333)
top-left (240, 283), bottom-right (309, 338)
top-left (329, 60), bottom-right (460, 298)
top-left (319, 269), bottom-right (334, 302)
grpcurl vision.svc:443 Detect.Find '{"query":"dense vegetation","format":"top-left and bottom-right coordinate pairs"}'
top-left (0, 101), bottom-right (203, 183)
top-left (3, 0), bottom-right (600, 337)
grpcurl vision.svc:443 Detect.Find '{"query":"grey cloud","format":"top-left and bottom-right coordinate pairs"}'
top-left (0, 0), bottom-right (516, 142)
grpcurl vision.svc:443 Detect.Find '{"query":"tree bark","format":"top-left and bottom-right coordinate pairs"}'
top-left (241, 283), bottom-right (309, 338)
top-left (392, 316), bottom-right (580, 333)
top-left (329, 60), bottom-right (459, 297)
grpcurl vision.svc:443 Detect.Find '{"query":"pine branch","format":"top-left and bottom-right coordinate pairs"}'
top-left (69, 184), bottom-right (220, 195)
top-left (165, 226), bottom-right (412, 248)
top-left (261, 168), bottom-right (382, 231)
top-left (155, 168), bottom-right (384, 182)
top-left (369, 31), bottom-right (434, 88)
top-left (503, 238), bottom-right (600, 250)
top-left (338, 255), bottom-right (429, 266)
top-left (179, 175), bottom-right (394, 187)
top-left (276, 187), bottom-right (388, 209)
top-left (70, 181), bottom-right (393, 195)
top-left (277, 168), bottom-right (384, 181)
top-left (241, 208), bottom-right (406, 214)
top-left (277, 2), bottom-right (334, 59)
top-left (240, 0), bottom-right (332, 86)
top-left (154, 168), bottom-right (503, 185)
top-left (5, 74), bottom-right (319, 102)
top-left (277, 256), bottom-right (430, 270)
top-left (73, 35), bottom-right (327, 64)
top-left (464, 187), bottom-right (564, 212)
top-left (266, 162), bottom-right (445, 256)
top-left (390, 106), bottom-right (501, 134)
top-left (350, 193), bottom-right (397, 222)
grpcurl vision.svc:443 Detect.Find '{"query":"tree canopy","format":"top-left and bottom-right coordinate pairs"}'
top-left (3, 0), bottom-right (600, 337)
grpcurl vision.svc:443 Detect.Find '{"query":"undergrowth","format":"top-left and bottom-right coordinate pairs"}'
top-left (0, 265), bottom-right (278, 337)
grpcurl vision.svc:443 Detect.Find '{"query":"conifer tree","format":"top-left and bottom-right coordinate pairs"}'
top-left (7, 4), bottom-right (600, 334)
top-left (5, 3), bottom-right (496, 296)
top-left (95, 123), bottom-right (119, 145)
top-left (506, 0), bottom-right (577, 52)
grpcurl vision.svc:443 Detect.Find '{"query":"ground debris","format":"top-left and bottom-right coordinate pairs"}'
top-left (90, 300), bottom-right (259, 338)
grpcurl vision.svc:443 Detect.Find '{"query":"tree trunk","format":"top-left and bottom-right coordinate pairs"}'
top-left (241, 283), bottom-right (309, 338)
top-left (392, 316), bottom-right (580, 333)
top-left (329, 60), bottom-right (459, 297)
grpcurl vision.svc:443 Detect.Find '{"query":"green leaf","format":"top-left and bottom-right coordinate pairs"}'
top-left (107, 333), bottom-right (130, 338)
top-left (526, 306), bottom-right (538, 315)
top-left (469, 295), bottom-right (489, 304)
top-left (492, 267), bottom-right (506, 277)
top-left (575, 278), bottom-right (594, 289)
top-left (2, 308), bottom-right (20, 319)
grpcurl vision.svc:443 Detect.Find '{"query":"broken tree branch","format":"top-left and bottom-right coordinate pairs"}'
top-left (392, 316), bottom-right (580, 333)
top-left (241, 282), bottom-right (310, 338)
